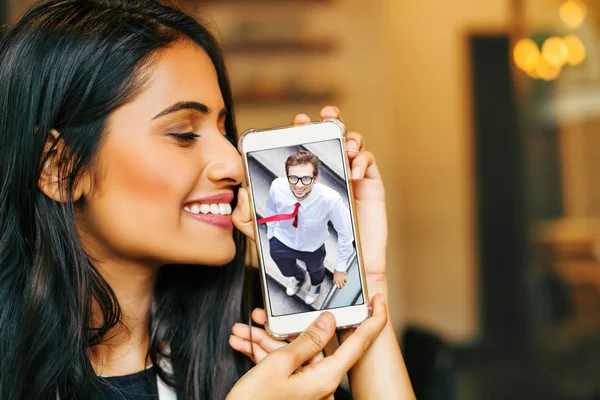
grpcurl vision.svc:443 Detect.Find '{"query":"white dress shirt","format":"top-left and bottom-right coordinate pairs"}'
top-left (265, 177), bottom-right (354, 272)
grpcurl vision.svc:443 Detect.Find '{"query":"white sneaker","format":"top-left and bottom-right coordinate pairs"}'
top-left (304, 284), bottom-right (321, 305)
top-left (286, 276), bottom-right (304, 296)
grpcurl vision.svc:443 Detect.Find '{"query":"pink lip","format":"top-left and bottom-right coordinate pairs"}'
top-left (186, 212), bottom-right (233, 229)
top-left (185, 192), bottom-right (235, 205)
top-left (183, 192), bottom-right (235, 230)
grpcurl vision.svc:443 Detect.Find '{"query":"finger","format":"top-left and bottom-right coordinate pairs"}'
top-left (273, 312), bottom-right (336, 373)
top-left (345, 131), bottom-right (365, 160)
top-left (232, 323), bottom-right (288, 354)
top-left (232, 187), bottom-right (255, 241)
top-left (251, 309), bottom-right (297, 342)
top-left (251, 308), bottom-right (267, 326)
top-left (318, 294), bottom-right (387, 377)
top-left (292, 114), bottom-right (311, 125)
top-left (350, 150), bottom-right (379, 181)
top-left (320, 105), bottom-right (343, 122)
top-left (228, 335), bottom-right (269, 363)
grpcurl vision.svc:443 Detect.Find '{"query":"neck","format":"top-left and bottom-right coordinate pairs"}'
top-left (88, 258), bottom-right (157, 377)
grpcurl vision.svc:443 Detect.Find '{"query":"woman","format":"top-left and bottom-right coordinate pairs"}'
top-left (0, 0), bottom-right (414, 399)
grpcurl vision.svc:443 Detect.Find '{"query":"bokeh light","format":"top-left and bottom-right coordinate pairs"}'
top-left (542, 36), bottom-right (569, 67)
top-left (535, 54), bottom-right (562, 81)
top-left (563, 34), bottom-right (586, 65)
top-left (513, 38), bottom-right (540, 71)
top-left (559, 0), bottom-right (588, 29)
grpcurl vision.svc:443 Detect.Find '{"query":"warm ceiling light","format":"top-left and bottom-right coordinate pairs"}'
top-left (513, 38), bottom-right (540, 71)
top-left (542, 37), bottom-right (569, 67)
top-left (563, 35), bottom-right (586, 66)
top-left (559, 0), bottom-right (587, 29)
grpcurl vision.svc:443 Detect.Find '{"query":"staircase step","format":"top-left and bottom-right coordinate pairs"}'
top-left (302, 140), bottom-right (346, 179)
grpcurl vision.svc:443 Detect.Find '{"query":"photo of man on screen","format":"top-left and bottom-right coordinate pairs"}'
top-left (257, 150), bottom-right (354, 305)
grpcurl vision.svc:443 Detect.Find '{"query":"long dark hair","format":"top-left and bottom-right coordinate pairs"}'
top-left (0, 1), bottom-right (252, 398)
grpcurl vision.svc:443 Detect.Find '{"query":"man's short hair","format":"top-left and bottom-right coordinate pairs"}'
top-left (285, 150), bottom-right (320, 177)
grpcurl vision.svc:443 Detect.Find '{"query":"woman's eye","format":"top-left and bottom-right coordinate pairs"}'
top-left (168, 132), bottom-right (200, 142)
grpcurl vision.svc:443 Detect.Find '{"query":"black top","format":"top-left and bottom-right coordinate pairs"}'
top-left (91, 366), bottom-right (159, 399)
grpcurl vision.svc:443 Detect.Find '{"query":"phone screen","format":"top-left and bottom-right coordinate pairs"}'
top-left (246, 138), bottom-right (364, 317)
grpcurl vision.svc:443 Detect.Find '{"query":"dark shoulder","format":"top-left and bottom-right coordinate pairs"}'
top-left (90, 366), bottom-right (159, 399)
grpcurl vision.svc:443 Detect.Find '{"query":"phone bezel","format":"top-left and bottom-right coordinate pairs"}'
top-left (239, 119), bottom-right (371, 338)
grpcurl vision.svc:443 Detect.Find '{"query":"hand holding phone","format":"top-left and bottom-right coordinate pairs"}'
top-left (226, 294), bottom-right (388, 400)
top-left (231, 108), bottom-right (413, 400)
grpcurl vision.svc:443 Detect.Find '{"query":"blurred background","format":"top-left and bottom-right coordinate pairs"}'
top-left (4, 0), bottom-right (600, 398)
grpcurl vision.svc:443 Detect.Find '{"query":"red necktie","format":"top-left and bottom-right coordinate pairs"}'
top-left (258, 202), bottom-right (301, 228)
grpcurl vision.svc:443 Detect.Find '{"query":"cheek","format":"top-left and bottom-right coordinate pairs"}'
top-left (112, 147), bottom-right (186, 204)
top-left (80, 139), bottom-right (194, 257)
top-left (102, 135), bottom-right (193, 207)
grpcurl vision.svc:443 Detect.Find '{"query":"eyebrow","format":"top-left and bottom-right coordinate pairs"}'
top-left (152, 101), bottom-right (228, 120)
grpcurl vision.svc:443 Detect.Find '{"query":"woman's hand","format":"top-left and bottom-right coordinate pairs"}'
top-left (226, 295), bottom-right (388, 400)
top-left (232, 106), bottom-right (389, 293)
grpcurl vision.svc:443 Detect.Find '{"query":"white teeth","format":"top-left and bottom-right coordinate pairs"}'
top-left (184, 202), bottom-right (232, 215)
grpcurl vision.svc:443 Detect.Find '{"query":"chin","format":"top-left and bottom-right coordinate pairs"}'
top-left (189, 241), bottom-right (238, 266)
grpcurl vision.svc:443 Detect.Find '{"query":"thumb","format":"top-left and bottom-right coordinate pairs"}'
top-left (232, 187), bottom-right (255, 241)
top-left (279, 312), bottom-right (336, 373)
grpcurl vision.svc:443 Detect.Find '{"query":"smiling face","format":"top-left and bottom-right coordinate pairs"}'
top-left (76, 40), bottom-right (243, 268)
top-left (288, 163), bottom-right (317, 200)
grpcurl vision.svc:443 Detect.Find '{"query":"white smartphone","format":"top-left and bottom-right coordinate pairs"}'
top-left (238, 118), bottom-right (371, 339)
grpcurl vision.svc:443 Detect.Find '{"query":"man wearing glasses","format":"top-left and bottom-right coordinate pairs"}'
top-left (260, 149), bottom-right (354, 306)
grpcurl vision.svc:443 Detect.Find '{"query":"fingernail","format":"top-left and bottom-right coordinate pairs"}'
top-left (377, 293), bottom-right (385, 305)
top-left (323, 106), bottom-right (335, 113)
top-left (352, 167), bottom-right (362, 180)
top-left (316, 313), bottom-right (333, 330)
top-left (297, 114), bottom-right (310, 122)
top-left (346, 140), bottom-right (358, 153)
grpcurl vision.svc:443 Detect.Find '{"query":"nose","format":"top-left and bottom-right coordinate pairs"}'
top-left (295, 180), bottom-right (305, 187)
top-left (205, 134), bottom-right (244, 186)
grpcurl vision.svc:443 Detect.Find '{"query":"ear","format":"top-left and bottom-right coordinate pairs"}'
top-left (38, 129), bottom-right (91, 202)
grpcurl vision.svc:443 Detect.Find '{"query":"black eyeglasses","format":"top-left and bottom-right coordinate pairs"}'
top-left (288, 175), bottom-right (315, 185)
